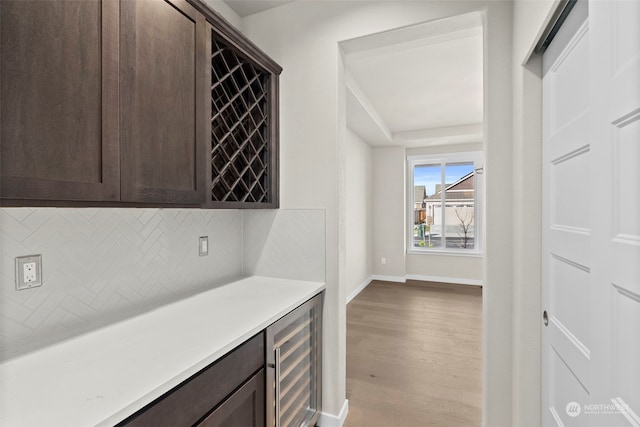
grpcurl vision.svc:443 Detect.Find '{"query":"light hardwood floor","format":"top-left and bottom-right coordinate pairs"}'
top-left (344, 280), bottom-right (482, 427)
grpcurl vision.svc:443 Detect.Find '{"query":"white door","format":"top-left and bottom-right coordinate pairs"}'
top-left (589, 0), bottom-right (640, 425)
top-left (542, 1), bottom-right (640, 426)
top-left (542, 2), bottom-right (591, 426)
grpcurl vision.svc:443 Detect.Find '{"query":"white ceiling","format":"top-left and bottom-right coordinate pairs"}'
top-left (223, 0), bottom-right (293, 17)
top-left (343, 12), bottom-right (484, 148)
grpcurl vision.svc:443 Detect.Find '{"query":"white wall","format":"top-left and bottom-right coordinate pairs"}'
top-left (405, 254), bottom-right (482, 283)
top-left (243, 2), bottom-right (515, 424)
top-left (511, 1), bottom-right (557, 425)
top-left (203, 0), bottom-right (243, 30)
top-left (372, 146), bottom-right (406, 280)
top-left (345, 130), bottom-right (373, 298)
top-left (476, 4), bottom-right (516, 426)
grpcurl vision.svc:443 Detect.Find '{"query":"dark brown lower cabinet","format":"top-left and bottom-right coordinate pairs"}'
top-left (197, 370), bottom-right (265, 427)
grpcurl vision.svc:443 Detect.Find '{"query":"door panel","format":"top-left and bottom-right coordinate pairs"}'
top-left (612, 119), bottom-right (640, 240)
top-left (550, 255), bottom-right (590, 349)
top-left (543, 0), bottom-right (640, 425)
top-left (590, 0), bottom-right (640, 425)
top-left (548, 346), bottom-right (590, 427)
top-left (612, 288), bottom-right (640, 413)
top-left (542, 1), bottom-right (590, 425)
top-left (197, 370), bottom-right (265, 427)
top-left (550, 149), bottom-right (590, 231)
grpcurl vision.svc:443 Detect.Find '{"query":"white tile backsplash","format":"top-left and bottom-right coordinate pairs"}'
top-left (243, 209), bottom-right (325, 282)
top-left (1, 208), bottom-right (243, 359)
top-left (0, 207), bottom-right (326, 360)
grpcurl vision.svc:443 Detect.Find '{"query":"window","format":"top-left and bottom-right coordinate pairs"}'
top-left (408, 152), bottom-right (483, 254)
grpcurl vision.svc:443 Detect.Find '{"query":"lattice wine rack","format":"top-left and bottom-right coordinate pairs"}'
top-left (209, 31), bottom-right (276, 206)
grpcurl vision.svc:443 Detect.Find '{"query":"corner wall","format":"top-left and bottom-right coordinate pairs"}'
top-left (345, 130), bottom-right (373, 298)
top-left (372, 146), bottom-right (406, 280)
top-left (511, 0), bottom-right (557, 425)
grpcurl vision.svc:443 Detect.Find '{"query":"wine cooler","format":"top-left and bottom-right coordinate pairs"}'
top-left (266, 292), bottom-right (323, 427)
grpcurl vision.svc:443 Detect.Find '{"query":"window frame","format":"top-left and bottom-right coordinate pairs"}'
top-left (407, 151), bottom-right (484, 256)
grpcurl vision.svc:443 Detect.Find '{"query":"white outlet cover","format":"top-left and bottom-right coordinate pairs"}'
top-left (15, 255), bottom-right (43, 290)
top-left (199, 236), bottom-right (209, 256)
top-left (23, 262), bottom-right (37, 283)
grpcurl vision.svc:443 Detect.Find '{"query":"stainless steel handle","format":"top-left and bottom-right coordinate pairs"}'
top-left (275, 346), bottom-right (281, 427)
top-left (543, 310), bottom-right (549, 326)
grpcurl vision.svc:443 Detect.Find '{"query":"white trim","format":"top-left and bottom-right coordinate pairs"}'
top-left (346, 276), bottom-right (373, 304)
top-left (348, 275), bottom-right (484, 298)
top-left (318, 399), bottom-right (349, 427)
top-left (340, 12), bottom-right (482, 57)
top-left (393, 123), bottom-right (483, 145)
top-left (371, 274), bottom-right (407, 283)
top-left (405, 274), bottom-right (483, 287)
top-left (407, 151), bottom-right (483, 256)
top-left (407, 249), bottom-right (483, 257)
top-left (345, 72), bottom-right (392, 141)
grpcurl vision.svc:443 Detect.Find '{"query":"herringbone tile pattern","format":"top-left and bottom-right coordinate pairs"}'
top-left (1, 208), bottom-right (326, 359)
top-left (243, 210), bottom-right (325, 282)
top-left (1, 208), bottom-right (243, 359)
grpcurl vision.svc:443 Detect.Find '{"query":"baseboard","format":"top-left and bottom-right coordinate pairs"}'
top-left (365, 274), bottom-right (482, 287)
top-left (405, 274), bottom-right (483, 287)
top-left (318, 399), bottom-right (349, 427)
top-left (346, 276), bottom-right (373, 303)
top-left (370, 274), bottom-right (407, 283)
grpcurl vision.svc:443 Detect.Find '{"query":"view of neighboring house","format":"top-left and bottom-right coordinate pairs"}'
top-left (414, 171), bottom-right (475, 249)
top-left (414, 185), bottom-right (427, 224)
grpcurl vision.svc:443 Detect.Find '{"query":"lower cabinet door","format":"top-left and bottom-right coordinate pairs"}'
top-left (197, 369), bottom-right (265, 427)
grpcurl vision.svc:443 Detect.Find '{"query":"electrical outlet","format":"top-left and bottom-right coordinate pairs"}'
top-left (15, 255), bottom-right (43, 290)
top-left (199, 236), bottom-right (209, 256)
top-left (24, 262), bottom-right (37, 283)
top-left (381, 257), bottom-right (386, 265)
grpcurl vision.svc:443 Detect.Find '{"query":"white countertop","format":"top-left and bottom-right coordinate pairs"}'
top-left (0, 276), bottom-right (325, 427)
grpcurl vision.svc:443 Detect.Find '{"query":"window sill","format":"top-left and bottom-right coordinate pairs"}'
top-left (407, 249), bottom-right (483, 258)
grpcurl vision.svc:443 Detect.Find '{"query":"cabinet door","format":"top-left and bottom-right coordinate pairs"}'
top-left (0, 0), bottom-right (119, 201)
top-left (206, 26), bottom-right (280, 209)
top-left (120, 0), bottom-right (206, 204)
top-left (197, 370), bottom-right (265, 427)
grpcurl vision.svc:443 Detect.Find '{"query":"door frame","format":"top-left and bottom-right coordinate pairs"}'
top-left (511, 1), bottom-right (582, 425)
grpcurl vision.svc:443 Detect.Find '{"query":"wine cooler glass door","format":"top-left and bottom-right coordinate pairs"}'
top-left (267, 293), bottom-right (323, 427)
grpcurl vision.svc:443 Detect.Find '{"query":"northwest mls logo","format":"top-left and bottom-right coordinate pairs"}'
top-left (566, 401), bottom-right (582, 417)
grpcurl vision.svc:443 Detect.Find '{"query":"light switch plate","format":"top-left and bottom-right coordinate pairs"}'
top-left (15, 255), bottom-right (43, 290)
top-left (199, 236), bottom-right (209, 256)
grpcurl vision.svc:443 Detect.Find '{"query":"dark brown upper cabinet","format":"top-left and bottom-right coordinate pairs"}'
top-left (186, 0), bottom-right (283, 209)
top-left (0, 0), bottom-right (120, 202)
top-left (205, 27), bottom-right (280, 209)
top-left (1, 0), bottom-right (281, 208)
top-left (120, 0), bottom-right (206, 204)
